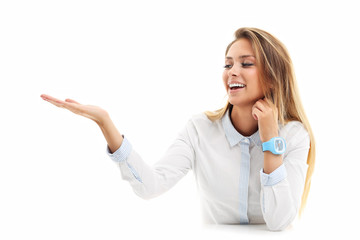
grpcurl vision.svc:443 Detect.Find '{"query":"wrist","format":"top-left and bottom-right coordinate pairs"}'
top-left (263, 152), bottom-right (283, 174)
top-left (262, 133), bottom-right (278, 143)
top-left (96, 112), bottom-right (111, 127)
top-left (262, 136), bottom-right (286, 155)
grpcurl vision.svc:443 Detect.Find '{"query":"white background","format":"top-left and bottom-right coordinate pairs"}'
top-left (1, 0), bottom-right (359, 239)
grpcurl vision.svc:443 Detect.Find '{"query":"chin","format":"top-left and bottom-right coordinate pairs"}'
top-left (229, 97), bottom-right (247, 106)
top-left (228, 97), bottom-right (257, 108)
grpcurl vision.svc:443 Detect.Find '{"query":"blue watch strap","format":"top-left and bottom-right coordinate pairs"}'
top-left (262, 140), bottom-right (274, 152)
top-left (262, 137), bottom-right (286, 155)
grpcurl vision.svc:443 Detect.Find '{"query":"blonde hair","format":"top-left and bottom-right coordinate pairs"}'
top-left (205, 27), bottom-right (315, 216)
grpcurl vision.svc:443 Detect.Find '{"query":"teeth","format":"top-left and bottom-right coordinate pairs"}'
top-left (229, 83), bottom-right (246, 88)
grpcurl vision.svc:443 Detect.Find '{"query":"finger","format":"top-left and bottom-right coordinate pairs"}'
top-left (261, 98), bottom-right (270, 107)
top-left (251, 102), bottom-right (260, 116)
top-left (44, 98), bottom-right (67, 108)
top-left (263, 98), bottom-right (278, 115)
top-left (41, 95), bottom-right (76, 111)
top-left (253, 100), bottom-right (266, 112)
top-left (52, 100), bottom-right (83, 114)
top-left (41, 94), bottom-right (64, 104)
top-left (41, 94), bottom-right (52, 102)
top-left (65, 98), bottom-right (80, 104)
top-left (252, 108), bottom-right (261, 121)
top-left (263, 98), bottom-right (274, 108)
top-left (41, 94), bottom-right (56, 101)
top-left (63, 102), bottom-right (84, 114)
top-left (260, 98), bottom-right (273, 107)
top-left (41, 94), bottom-right (89, 118)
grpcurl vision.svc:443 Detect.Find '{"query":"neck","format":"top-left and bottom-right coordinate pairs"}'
top-left (230, 104), bottom-right (258, 137)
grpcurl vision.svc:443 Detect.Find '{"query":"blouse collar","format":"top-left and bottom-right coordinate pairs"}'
top-left (221, 106), bottom-right (262, 147)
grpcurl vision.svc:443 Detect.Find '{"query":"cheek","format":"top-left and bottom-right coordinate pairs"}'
top-left (253, 79), bottom-right (265, 97)
top-left (248, 70), bottom-right (261, 88)
top-left (222, 71), bottom-right (228, 88)
top-left (248, 68), bottom-right (258, 79)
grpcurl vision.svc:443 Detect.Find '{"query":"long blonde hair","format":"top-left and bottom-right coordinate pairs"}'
top-left (205, 27), bottom-right (315, 216)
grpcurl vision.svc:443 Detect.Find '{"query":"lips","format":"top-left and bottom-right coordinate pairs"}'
top-left (228, 82), bottom-right (246, 90)
top-left (228, 83), bottom-right (246, 90)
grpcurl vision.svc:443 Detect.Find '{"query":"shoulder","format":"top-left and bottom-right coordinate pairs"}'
top-left (189, 112), bottom-right (213, 123)
top-left (183, 112), bottom-right (222, 137)
top-left (187, 112), bottom-right (221, 129)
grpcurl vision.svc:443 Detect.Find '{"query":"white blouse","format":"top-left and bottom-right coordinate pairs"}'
top-left (106, 109), bottom-right (310, 231)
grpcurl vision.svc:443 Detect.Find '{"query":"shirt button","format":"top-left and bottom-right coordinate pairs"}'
top-left (243, 138), bottom-right (250, 144)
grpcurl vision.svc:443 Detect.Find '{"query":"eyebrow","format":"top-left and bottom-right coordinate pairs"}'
top-left (225, 55), bottom-right (255, 59)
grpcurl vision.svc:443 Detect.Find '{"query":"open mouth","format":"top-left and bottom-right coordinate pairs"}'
top-left (228, 83), bottom-right (246, 90)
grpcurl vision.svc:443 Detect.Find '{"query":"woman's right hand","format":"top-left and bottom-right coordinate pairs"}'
top-left (40, 94), bottom-right (109, 126)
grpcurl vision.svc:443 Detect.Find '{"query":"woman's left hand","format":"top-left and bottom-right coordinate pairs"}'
top-left (252, 98), bottom-right (279, 142)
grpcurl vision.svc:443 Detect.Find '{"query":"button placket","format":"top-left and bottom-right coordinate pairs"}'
top-left (238, 137), bottom-right (251, 224)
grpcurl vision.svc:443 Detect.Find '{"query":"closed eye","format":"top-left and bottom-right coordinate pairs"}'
top-left (242, 63), bottom-right (254, 67)
top-left (224, 63), bottom-right (254, 69)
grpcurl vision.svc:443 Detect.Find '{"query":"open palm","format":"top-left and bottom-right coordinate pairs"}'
top-left (40, 94), bottom-right (109, 125)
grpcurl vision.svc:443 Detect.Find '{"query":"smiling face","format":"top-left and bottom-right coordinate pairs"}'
top-left (222, 38), bottom-right (265, 107)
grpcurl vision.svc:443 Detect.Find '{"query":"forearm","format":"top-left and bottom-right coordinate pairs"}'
top-left (260, 122), bottom-right (310, 231)
top-left (263, 152), bottom-right (283, 174)
top-left (98, 115), bottom-right (124, 154)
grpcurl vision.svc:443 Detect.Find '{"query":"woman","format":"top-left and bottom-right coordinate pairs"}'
top-left (41, 27), bottom-right (315, 231)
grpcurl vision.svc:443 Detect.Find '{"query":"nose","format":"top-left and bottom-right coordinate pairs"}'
top-left (228, 64), bottom-right (241, 77)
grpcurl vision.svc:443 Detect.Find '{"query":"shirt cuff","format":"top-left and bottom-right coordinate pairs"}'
top-left (260, 164), bottom-right (287, 186)
top-left (106, 136), bottom-right (132, 163)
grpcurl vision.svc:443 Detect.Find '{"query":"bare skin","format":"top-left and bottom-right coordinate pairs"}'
top-left (41, 40), bottom-right (282, 174)
top-left (40, 90), bottom-right (281, 174)
top-left (223, 39), bottom-right (282, 174)
top-left (40, 94), bottom-right (123, 154)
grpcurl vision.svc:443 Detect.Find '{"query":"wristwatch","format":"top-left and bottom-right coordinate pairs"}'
top-left (262, 137), bottom-right (286, 155)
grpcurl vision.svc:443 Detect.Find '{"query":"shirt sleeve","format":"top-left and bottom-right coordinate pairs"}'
top-left (259, 123), bottom-right (310, 231)
top-left (260, 164), bottom-right (287, 186)
top-left (106, 135), bottom-right (133, 163)
top-left (106, 120), bottom-right (195, 200)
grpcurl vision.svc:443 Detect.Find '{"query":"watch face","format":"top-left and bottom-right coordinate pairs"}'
top-left (275, 139), bottom-right (285, 152)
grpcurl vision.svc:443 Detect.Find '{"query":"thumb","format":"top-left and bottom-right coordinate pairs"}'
top-left (65, 98), bottom-right (80, 104)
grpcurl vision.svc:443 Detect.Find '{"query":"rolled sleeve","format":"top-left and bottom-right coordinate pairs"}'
top-left (106, 136), bottom-right (132, 163)
top-left (104, 120), bottom-right (195, 199)
top-left (260, 164), bottom-right (287, 186)
top-left (260, 122), bottom-right (310, 231)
